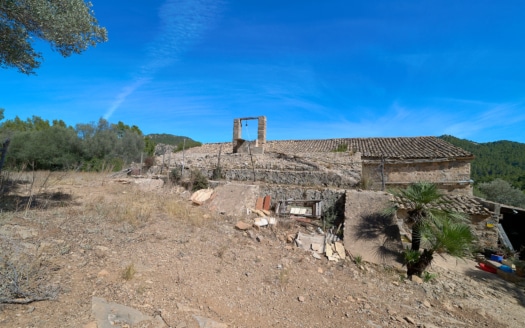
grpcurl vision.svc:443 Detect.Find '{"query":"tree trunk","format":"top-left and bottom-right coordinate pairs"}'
top-left (407, 249), bottom-right (434, 277)
top-left (0, 138), bottom-right (10, 174)
top-left (411, 221), bottom-right (422, 251)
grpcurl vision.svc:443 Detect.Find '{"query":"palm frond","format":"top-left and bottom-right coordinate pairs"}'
top-left (392, 182), bottom-right (442, 209)
top-left (423, 217), bottom-right (474, 257)
top-left (403, 249), bottom-right (421, 265)
top-left (426, 208), bottom-right (468, 227)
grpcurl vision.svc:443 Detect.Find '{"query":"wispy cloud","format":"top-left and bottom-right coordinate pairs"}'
top-left (104, 77), bottom-right (150, 120)
top-left (205, 61), bottom-right (334, 118)
top-left (288, 100), bottom-right (525, 142)
top-left (265, 102), bottom-right (446, 140)
top-left (104, 0), bottom-right (224, 119)
top-left (443, 102), bottom-right (525, 139)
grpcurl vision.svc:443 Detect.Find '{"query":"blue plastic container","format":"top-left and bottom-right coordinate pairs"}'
top-left (490, 254), bottom-right (503, 262)
top-left (499, 265), bottom-right (513, 273)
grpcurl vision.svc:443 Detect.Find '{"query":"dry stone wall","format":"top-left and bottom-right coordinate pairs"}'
top-left (158, 149), bottom-right (356, 219)
top-left (161, 151), bottom-right (361, 189)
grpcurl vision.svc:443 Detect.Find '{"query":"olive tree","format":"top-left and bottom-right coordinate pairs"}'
top-left (476, 179), bottom-right (525, 208)
top-left (0, 0), bottom-right (107, 74)
top-left (7, 125), bottom-right (82, 169)
top-left (76, 118), bottom-right (144, 171)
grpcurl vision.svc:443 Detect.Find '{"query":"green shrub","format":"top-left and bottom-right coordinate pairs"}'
top-left (212, 166), bottom-right (223, 180)
top-left (121, 263), bottom-right (135, 281)
top-left (333, 143), bottom-right (348, 152)
top-left (477, 179), bottom-right (525, 208)
top-left (109, 158), bottom-right (123, 172)
top-left (403, 249), bottom-right (421, 265)
top-left (322, 208), bottom-right (338, 230)
top-left (191, 169), bottom-right (209, 191)
top-left (170, 166), bottom-right (183, 183)
top-left (354, 254), bottom-right (363, 265)
top-left (422, 271), bottom-right (437, 282)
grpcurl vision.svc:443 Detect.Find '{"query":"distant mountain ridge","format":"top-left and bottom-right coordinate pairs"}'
top-left (439, 135), bottom-right (525, 190)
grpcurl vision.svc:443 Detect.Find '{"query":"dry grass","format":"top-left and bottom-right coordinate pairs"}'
top-left (0, 170), bottom-right (218, 303)
top-left (359, 173), bottom-right (373, 190)
top-left (1, 169), bottom-right (214, 222)
top-left (0, 240), bottom-right (60, 303)
top-left (216, 244), bottom-right (229, 259)
top-left (121, 263), bottom-right (136, 281)
top-left (278, 268), bottom-right (290, 291)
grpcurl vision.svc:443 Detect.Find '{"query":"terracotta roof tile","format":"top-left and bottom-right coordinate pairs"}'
top-left (184, 137), bottom-right (473, 160)
top-left (264, 137), bottom-right (472, 159)
top-left (393, 194), bottom-right (491, 216)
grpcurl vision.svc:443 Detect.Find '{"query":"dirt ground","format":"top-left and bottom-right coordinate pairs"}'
top-left (1, 172), bottom-right (525, 328)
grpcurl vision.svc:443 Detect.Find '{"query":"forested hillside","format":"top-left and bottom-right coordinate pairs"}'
top-left (0, 111), bottom-right (201, 172)
top-left (440, 135), bottom-right (525, 190)
top-left (147, 133), bottom-right (201, 151)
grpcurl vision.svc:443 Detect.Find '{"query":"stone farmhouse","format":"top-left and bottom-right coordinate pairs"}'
top-left (159, 116), bottom-right (502, 253)
top-left (265, 137), bottom-right (474, 195)
top-left (172, 116), bottom-right (475, 196)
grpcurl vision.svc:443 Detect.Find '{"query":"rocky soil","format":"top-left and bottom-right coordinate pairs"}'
top-left (1, 173), bottom-right (524, 328)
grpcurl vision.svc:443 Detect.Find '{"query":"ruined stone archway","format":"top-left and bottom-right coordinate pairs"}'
top-left (232, 116), bottom-right (266, 154)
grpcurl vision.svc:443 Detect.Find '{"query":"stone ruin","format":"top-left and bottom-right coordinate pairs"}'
top-left (149, 116), bottom-right (499, 258)
top-left (232, 116), bottom-right (267, 154)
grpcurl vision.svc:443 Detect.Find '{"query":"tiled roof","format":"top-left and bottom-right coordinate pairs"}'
top-left (183, 137), bottom-right (473, 160)
top-left (264, 137), bottom-right (473, 159)
top-left (393, 194), bottom-right (492, 217)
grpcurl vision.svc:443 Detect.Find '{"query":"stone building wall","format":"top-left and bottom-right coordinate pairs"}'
top-left (362, 159), bottom-right (472, 195)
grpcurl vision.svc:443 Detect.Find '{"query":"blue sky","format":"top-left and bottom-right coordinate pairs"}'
top-left (2, 0), bottom-right (525, 143)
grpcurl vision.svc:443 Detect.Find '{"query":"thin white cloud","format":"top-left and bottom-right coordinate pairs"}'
top-left (292, 100), bottom-right (525, 142)
top-left (265, 102), bottom-right (446, 140)
top-left (213, 61), bottom-right (334, 117)
top-left (436, 97), bottom-right (498, 107)
top-left (104, 78), bottom-right (150, 120)
top-left (104, 0), bottom-right (224, 119)
top-left (444, 102), bottom-right (525, 138)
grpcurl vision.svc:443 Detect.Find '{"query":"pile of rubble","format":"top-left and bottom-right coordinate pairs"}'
top-left (294, 231), bottom-right (345, 262)
top-left (222, 193), bottom-right (348, 263)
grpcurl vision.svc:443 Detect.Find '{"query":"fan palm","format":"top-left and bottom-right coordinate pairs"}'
top-left (392, 182), bottom-right (443, 251)
top-left (390, 182), bottom-right (475, 277)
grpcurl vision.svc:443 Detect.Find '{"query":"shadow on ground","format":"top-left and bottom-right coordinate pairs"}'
top-left (0, 191), bottom-right (77, 212)
top-left (464, 267), bottom-right (525, 308)
top-left (353, 212), bottom-right (404, 264)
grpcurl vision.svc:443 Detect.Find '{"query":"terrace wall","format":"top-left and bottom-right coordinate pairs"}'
top-left (168, 151), bottom-right (362, 189)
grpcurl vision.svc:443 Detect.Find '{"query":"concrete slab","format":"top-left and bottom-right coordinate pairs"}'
top-left (206, 183), bottom-right (259, 217)
top-left (296, 232), bottom-right (326, 253)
